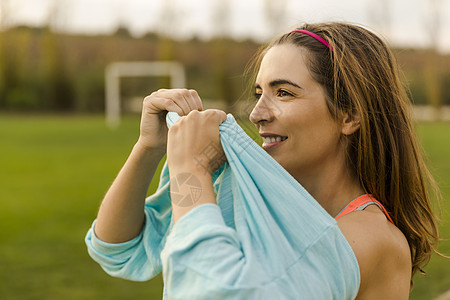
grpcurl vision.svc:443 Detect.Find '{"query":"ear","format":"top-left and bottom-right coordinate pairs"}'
top-left (341, 111), bottom-right (361, 135)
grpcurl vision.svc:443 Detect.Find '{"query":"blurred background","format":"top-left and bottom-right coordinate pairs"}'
top-left (0, 0), bottom-right (449, 299)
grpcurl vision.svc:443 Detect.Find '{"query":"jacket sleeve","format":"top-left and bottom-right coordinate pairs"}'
top-left (85, 216), bottom-right (155, 281)
top-left (84, 164), bottom-right (173, 282)
top-left (161, 204), bottom-right (275, 299)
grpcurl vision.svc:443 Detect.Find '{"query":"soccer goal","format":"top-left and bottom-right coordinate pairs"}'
top-left (105, 61), bottom-right (186, 128)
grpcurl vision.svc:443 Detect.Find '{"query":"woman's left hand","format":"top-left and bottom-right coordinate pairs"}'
top-left (167, 109), bottom-right (228, 176)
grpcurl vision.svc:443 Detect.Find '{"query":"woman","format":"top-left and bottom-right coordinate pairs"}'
top-left (87, 23), bottom-right (441, 299)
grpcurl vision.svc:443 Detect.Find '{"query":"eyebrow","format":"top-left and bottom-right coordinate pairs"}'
top-left (254, 79), bottom-right (303, 90)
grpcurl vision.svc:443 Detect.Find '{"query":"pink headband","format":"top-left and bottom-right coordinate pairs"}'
top-left (290, 30), bottom-right (332, 50)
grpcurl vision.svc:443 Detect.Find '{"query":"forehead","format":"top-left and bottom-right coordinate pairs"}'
top-left (256, 44), bottom-right (311, 85)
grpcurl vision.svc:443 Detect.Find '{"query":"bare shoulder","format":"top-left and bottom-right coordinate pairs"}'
top-left (337, 206), bottom-right (412, 299)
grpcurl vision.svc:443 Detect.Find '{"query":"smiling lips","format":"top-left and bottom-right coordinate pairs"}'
top-left (260, 133), bottom-right (288, 150)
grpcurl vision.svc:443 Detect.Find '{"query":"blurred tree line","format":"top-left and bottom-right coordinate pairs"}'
top-left (0, 25), bottom-right (449, 113)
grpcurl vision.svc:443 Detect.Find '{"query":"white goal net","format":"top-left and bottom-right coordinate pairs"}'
top-left (105, 61), bottom-right (186, 128)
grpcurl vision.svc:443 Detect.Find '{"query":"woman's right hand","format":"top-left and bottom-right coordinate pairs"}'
top-left (137, 89), bottom-right (203, 151)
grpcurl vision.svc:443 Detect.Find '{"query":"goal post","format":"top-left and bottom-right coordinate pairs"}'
top-left (105, 61), bottom-right (186, 128)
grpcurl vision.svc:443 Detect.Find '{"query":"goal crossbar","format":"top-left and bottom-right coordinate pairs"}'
top-left (105, 61), bottom-right (186, 128)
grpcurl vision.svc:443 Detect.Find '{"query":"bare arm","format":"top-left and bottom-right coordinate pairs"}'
top-left (94, 89), bottom-right (203, 243)
top-left (94, 143), bottom-right (165, 243)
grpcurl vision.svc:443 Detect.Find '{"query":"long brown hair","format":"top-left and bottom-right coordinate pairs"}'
top-left (248, 22), bottom-right (441, 285)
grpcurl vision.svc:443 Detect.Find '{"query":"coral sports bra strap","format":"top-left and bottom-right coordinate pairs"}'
top-left (335, 194), bottom-right (394, 224)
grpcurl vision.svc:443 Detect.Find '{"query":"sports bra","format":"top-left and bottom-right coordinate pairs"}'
top-left (334, 194), bottom-right (394, 224)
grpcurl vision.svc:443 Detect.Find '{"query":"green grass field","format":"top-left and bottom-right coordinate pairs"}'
top-left (1, 114), bottom-right (449, 299)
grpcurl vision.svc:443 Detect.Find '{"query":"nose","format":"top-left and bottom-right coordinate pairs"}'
top-left (249, 95), bottom-right (276, 125)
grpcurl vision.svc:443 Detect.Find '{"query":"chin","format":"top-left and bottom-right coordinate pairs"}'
top-left (265, 150), bottom-right (292, 170)
top-left (270, 154), bottom-right (286, 167)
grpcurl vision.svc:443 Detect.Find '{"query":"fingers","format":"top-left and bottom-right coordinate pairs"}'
top-left (183, 109), bottom-right (227, 125)
top-left (206, 109), bottom-right (227, 124)
top-left (188, 89), bottom-right (203, 112)
top-left (144, 89), bottom-right (203, 116)
top-left (169, 110), bottom-right (227, 137)
top-left (144, 96), bottom-right (184, 116)
top-left (167, 109), bottom-right (227, 175)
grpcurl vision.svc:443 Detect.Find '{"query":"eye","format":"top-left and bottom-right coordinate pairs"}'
top-left (276, 89), bottom-right (293, 98)
top-left (254, 91), bottom-right (262, 100)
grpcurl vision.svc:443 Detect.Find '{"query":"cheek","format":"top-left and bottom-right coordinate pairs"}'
top-left (281, 100), bottom-right (340, 147)
top-left (288, 116), bottom-right (341, 152)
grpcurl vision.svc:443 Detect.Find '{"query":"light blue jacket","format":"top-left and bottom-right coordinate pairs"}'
top-left (85, 112), bottom-right (360, 299)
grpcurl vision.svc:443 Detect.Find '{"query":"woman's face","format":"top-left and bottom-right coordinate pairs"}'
top-left (250, 44), bottom-right (345, 181)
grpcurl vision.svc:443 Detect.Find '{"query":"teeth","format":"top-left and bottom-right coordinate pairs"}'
top-left (264, 136), bottom-right (286, 143)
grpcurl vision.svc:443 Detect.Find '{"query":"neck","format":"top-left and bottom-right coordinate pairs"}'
top-left (292, 160), bottom-right (364, 217)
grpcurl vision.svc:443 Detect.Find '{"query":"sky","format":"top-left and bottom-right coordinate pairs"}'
top-left (2, 0), bottom-right (450, 53)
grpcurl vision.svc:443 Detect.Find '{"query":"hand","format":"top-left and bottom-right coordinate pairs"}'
top-left (167, 109), bottom-right (227, 175)
top-left (137, 89), bottom-right (203, 151)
